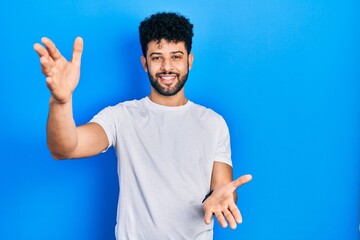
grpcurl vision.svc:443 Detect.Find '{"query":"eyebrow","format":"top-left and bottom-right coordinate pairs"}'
top-left (149, 51), bottom-right (185, 57)
top-left (171, 51), bottom-right (185, 55)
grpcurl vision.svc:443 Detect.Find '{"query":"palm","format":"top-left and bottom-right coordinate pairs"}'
top-left (49, 55), bottom-right (80, 103)
top-left (207, 183), bottom-right (236, 203)
top-left (34, 37), bottom-right (83, 104)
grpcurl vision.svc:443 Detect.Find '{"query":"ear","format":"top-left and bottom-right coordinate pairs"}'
top-left (140, 56), bottom-right (148, 72)
top-left (188, 53), bottom-right (194, 70)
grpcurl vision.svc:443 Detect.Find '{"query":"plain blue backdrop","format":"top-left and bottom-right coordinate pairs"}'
top-left (0, 1), bottom-right (359, 239)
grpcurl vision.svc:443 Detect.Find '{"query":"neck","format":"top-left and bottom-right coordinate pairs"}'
top-left (148, 89), bottom-right (187, 107)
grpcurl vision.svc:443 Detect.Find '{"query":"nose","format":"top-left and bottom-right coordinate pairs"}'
top-left (160, 58), bottom-right (173, 72)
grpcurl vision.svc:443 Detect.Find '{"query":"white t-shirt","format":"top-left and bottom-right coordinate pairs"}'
top-left (90, 97), bottom-right (232, 240)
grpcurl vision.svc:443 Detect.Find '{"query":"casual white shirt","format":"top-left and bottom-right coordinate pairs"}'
top-left (90, 97), bottom-right (232, 240)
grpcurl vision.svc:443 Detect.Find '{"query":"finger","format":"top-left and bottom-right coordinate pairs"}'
top-left (34, 43), bottom-right (56, 68)
top-left (229, 202), bottom-right (242, 224)
top-left (214, 211), bottom-right (228, 228)
top-left (33, 43), bottom-right (48, 58)
top-left (204, 209), bottom-right (213, 225)
top-left (230, 174), bottom-right (252, 191)
top-left (223, 209), bottom-right (237, 229)
top-left (41, 37), bottom-right (63, 61)
top-left (71, 37), bottom-right (83, 66)
top-left (46, 77), bottom-right (57, 92)
top-left (40, 56), bottom-right (55, 77)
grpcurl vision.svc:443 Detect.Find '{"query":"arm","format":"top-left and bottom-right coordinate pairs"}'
top-left (203, 161), bottom-right (252, 229)
top-left (34, 37), bottom-right (108, 159)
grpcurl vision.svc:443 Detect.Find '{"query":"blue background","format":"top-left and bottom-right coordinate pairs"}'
top-left (0, 1), bottom-right (359, 239)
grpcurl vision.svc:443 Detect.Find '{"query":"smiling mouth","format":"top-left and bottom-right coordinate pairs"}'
top-left (157, 72), bottom-right (179, 85)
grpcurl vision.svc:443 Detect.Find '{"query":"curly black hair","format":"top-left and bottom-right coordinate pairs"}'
top-left (139, 12), bottom-right (194, 56)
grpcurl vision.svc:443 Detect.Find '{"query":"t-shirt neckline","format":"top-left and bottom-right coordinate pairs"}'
top-left (144, 97), bottom-right (192, 112)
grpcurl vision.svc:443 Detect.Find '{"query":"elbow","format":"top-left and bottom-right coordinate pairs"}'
top-left (48, 149), bottom-right (72, 160)
top-left (51, 153), bottom-right (67, 160)
top-left (47, 142), bottom-right (75, 160)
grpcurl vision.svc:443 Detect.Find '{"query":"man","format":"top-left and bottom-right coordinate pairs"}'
top-left (34, 12), bottom-right (252, 240)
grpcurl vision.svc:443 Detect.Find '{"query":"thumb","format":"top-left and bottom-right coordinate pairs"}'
top-left (229, 174), bottom-right (252, 191)
top-left (72, 37), bottom-right (83, 66)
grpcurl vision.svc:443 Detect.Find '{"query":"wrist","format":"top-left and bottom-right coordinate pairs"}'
top-left (49, 95), bottom-right (72, 105)
top-left (202, 189), bottom-right (214, 203)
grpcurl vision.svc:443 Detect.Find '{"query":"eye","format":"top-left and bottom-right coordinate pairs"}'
top-left (172, 55), bottom-right (182, 60)
top-left (151, 56), bottom-right (162, 61)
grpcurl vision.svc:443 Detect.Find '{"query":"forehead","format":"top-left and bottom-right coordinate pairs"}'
top-left (146, 39), bottom-right (187, 55)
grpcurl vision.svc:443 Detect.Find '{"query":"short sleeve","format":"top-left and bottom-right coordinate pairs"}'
top-left (89, 106), bottom-right (117, 152)
top-left (215, 116), bottom-right (232, 167)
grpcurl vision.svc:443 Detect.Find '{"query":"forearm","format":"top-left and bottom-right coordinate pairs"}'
top-left (47, 96), bottom-right (78, 159)
top-left (210, 162), bottom-right (233, 190)
top-left (209, 162), bottom-right (237, 202)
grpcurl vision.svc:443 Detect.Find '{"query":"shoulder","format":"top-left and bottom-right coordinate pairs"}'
top-left (92, 98), bottom-right (147, 121)
top-left (190, 101), bottom-right (227, 126)
top-left (108, 98), bottom-right (147, 112)
top-left (190, 101), bottom-right (225, 119)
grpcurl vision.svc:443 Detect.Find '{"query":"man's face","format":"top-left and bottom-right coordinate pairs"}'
top-left (141, 39), bottom-right (194, 96)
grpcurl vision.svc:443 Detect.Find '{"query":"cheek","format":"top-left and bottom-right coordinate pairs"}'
top-left (147, 65), bottom-right (158, 75)
top-left (145, 63), bottom-right (156, 74)
top-left (177, 62), bottom-right (189, 72)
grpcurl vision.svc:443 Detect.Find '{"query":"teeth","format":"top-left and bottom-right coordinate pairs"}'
top-left (162, 76), bottom-right (174, 80)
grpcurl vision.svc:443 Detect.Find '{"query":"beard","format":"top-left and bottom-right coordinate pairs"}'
top-left (147, 69), bottom-right (189, 97)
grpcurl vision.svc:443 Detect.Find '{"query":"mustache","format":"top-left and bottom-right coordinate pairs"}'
top-left (156, 71), bottom-right (180, 77)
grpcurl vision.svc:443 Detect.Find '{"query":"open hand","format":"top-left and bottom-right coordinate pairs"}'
top-left (203, 174), bottom-right (252, 229)
top-left (33, 37), bottom-right (83, 104)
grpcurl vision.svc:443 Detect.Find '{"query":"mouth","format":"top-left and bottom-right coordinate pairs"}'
top-left (157, 72), bottom-right (179, 85)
